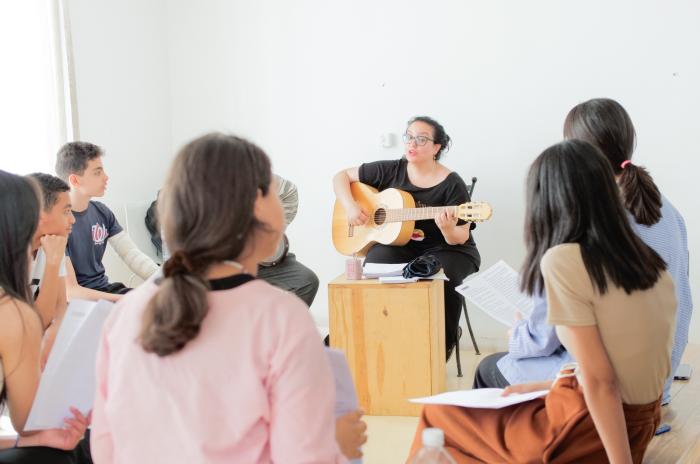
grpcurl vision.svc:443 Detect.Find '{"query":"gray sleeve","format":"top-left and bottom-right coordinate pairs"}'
top-left (275, 174), bottom-right (298, 226)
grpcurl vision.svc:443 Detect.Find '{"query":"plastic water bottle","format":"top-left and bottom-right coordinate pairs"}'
top-left (411, 428), bottom-right (456, 464)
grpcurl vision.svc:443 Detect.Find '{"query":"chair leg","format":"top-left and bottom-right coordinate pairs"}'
top-left (455, 326), bottom-right (463, 377)
top-left (462, 298), bottom-right (480, 355)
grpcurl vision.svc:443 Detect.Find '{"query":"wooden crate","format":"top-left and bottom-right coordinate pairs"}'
top-left (328, 275), bottom-right (446, 416)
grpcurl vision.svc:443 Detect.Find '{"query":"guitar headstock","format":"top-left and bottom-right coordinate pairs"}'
top-left (456, 202), bottom-right (493, 222)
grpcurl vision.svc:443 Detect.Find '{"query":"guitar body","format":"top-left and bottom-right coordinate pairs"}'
top-left (332, 183), bottom-right (417, 256)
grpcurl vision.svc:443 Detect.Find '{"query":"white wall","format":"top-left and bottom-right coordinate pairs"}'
top-left (67, 0), bottom-right (173, 280)
top-left (69, 0), bottom-right (700, 350)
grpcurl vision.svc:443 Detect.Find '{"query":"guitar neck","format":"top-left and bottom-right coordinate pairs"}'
top-left (385, 206), bottom-right (458, 223)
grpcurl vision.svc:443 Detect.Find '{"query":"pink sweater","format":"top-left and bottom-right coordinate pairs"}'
top-left (91, 277), bottom-right (346, 463)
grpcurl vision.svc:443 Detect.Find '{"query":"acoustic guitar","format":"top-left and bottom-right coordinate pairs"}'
top-left (332, 182), bottom-right (492, 256)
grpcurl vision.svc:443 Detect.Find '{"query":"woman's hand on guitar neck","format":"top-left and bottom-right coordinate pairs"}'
top-left (435, 209), bottom-right (458, 231)
top-left (347, 203), bottom-right (369, 226)
top-left (435, 209), bottom-right (470, 245)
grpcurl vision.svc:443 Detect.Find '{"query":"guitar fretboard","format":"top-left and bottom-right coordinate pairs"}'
top-left (383, 206), bottom-right (459, 223)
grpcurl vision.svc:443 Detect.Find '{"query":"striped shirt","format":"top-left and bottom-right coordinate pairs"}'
top-left (630, 196), bottom-right (693, 402)
top-left (274, 175), bottom-right (298, 227)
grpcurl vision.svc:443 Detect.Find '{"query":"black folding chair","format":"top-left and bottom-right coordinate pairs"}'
top-left (454, 177), bottom-right (481, 377)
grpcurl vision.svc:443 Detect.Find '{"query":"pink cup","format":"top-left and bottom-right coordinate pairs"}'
top-left (345, 257), bottom-right (363, 280)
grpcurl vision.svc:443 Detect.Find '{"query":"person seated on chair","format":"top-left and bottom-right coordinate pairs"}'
top-left (145, 175), bottom-right (320, 308)
top-left (408, 139), bottom-right (675, 464)
top-left (55, 142), bottom-right (159, 302)
top-left (473, 99), bottom-right (692, 409)
top-left (332, 116), bottom-right (481, 360)
top-left (26, 173), bottom-right (75, 369)
top-left (90, 133), bottom-right (357, 463)
top-left (0, 170), bottom-right (91, 463)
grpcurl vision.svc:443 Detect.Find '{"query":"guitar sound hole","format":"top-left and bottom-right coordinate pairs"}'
top-left (374, 208), bottom-right (387, 225)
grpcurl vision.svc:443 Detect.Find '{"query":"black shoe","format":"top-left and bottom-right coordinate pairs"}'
top-left (446, 326), bottom-right (463, 362)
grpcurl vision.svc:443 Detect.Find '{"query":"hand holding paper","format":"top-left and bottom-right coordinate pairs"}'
top-left (456, 260), bottom-right (534, 327)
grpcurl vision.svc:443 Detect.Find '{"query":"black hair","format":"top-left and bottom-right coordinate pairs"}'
top-left (27, 172), bottom-right (70, 211)
top-left (55, 141), bottom-right (104, 181)
top-left (563, 98), bottom-right (661, 226)
top-left (144, 196), bottom-right (163, 257)
top-left (0, 170), bottom-right (42, 407)
top-left (521, 139), bottom-right (665, 296)
top-left (407, 116), bottom-right (451, 160)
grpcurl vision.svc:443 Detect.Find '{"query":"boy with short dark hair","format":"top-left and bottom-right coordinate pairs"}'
top-left (55, 141), bottom-right (158, 301)
top-left (27, 173), bottom-right (73, 328)
top-left (28, 172), bottom-right (76, 368)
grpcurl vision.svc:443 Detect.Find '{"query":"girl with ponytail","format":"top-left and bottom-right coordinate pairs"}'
top-left (564, 98), bottom-right (692, 405)
top-left (91, 134), bottom-right (347, 463)
top-left (473, 99), bottom-right (692, 412)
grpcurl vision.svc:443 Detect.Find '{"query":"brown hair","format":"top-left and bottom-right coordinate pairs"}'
top-left (563, 98), bottom-right (661, 225)
top-left (140, 133), bottom-right (272, 356)
top-left (55, 141), bottom-right (104, 181)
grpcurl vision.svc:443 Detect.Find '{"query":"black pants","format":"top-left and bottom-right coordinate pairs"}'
top-left (364, 243), bottom-right (479, 352)
top-left (472, 352), bottom-right (510, 389)
top-left (257, 253), bottom-right (319, 307)
top-left (0, 435), bottom-right (91, 464)
top-left (91, 282), bottom-right (131, 295)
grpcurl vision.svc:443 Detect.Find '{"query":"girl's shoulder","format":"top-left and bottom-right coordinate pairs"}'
top-left (0, 295), bottom-right (42, 352)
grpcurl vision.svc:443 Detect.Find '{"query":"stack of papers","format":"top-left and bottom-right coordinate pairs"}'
top-left (362, 262), bottom-right (408, 278)
top-left (410, 388), bottom-right (549, 409)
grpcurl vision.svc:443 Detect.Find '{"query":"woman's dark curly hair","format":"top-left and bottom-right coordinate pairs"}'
top-left (407, 116), bottom-right (451, 160)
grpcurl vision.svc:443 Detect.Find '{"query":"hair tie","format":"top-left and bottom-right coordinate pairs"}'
top-left (620, 160), bottom-right (632, 169)
top-left (163, 250), bottom-right (195, 277)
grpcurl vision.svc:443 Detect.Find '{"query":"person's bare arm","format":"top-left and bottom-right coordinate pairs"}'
top-left (0, 299), bottom-right (43, 432)
top-left (65, 257), bottom-right (122, 302)
top-left (560, 325), bottom-right (632, 464)
top-left (332, 167), bottom-right (368, 225)
top-left (33, 235), bottom-right (68, 328)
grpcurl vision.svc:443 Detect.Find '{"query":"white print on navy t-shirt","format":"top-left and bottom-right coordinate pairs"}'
top-left (92, 222), bottom-right (109, 245)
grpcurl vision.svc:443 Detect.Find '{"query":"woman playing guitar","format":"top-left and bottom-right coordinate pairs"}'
top-left (332, 116), bottom-right (481, 360)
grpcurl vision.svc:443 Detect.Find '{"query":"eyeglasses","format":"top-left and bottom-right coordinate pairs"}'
top-left (403, 133), bottom-right (434, 146)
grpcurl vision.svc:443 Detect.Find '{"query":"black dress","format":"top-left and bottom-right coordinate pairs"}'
top-left (359, 159), bottom-right (481, 353)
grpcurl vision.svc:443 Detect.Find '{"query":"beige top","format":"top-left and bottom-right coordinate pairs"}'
top-left (542, 243), bottom-right (676, 404)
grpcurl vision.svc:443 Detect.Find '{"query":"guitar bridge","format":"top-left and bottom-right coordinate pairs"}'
top-left (348, 224), bottom-right (354, 237)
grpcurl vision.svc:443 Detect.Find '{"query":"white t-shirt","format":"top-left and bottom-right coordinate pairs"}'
top-left (30, 248), bottom-right (67, 298)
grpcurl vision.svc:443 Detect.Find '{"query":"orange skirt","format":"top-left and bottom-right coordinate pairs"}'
top-left (408, 376), bottom-right (660, 463)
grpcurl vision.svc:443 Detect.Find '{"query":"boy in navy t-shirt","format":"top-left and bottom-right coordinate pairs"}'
top-left (55, 141), bottom-right (158, 301)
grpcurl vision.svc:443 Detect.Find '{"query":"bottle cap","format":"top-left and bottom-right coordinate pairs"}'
top-left (422, 428), bottom-right (444, 447)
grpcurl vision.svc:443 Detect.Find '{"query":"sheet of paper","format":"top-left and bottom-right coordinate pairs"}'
top-left (325, 348), bottom-right (362, 464)
top-left (25, 299), bottom-right (113, 431)
top-left (379, 276), bottom-right (418, 284)
top-left (0, 415), bottom-right (16, 438)
top-left (456, 260), bottom-right (533, 327)
top-left (410, 388), bottom-right (549, 409)
top-left (362, 262), bottom-right (408, 278)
